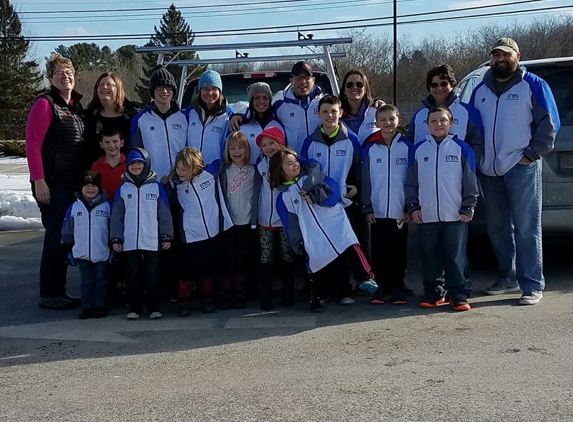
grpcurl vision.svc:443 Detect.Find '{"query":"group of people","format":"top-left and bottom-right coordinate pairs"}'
top-left (26, 37), bottom-right (560, 319)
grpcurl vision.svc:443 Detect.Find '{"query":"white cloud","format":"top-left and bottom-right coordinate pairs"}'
top-left (62, 26), bottom-right (95, 36)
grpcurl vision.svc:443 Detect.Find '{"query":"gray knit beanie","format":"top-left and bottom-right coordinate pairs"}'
top-left (247, 82), bottom-right (273, 103)
top-left (149, 65), bottom-right (177, 100)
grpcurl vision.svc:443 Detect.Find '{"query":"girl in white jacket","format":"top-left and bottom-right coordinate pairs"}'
top-left (169, 147), bottom-right (233, 315)
top-left (272, 150), bottom-right (370, 312)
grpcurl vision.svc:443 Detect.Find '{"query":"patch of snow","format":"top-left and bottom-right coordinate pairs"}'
top-left (0, 174), bottom-right (43, 231)
top-left (0, 154), bottom-right (28, 164)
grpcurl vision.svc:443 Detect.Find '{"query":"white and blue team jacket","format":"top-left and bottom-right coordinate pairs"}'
top-left (300, 124), bottom-right (361, 208)
top-left (407, 92), bottom-right (484, 163)
top-left (171, 162), bottom-right (233, 244)
top-left (361, 132), bottom-right (413, 219)
top-left (61, 193), bottom-right (111, 262)
top-left (130, 103), bottom-right (188, 179)
top-left (184, 104), bottom-right (232, 163)
top-left (273, 85), bottom-right (325, 153)
top-left (341, 102), bottom-right (378, 144)
top-left (110, 151), bottom-right (173, 252)
top-left (405, 134), bottom-right (479, 223)
top-left (239, 111), bottom-right (285, 165)
top-left (470, 67), bottom-right (560, 177)
top-left (276, 174), bottom-right (358, 274)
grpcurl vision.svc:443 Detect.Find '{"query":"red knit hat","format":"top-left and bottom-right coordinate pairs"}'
top-left (256, 127), bottom-right (285, 148)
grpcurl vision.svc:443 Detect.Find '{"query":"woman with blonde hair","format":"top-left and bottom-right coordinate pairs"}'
top-left (83, 72), bottom-right (138, 165)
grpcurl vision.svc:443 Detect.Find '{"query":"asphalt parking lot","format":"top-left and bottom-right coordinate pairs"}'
top-left (0, 229), bottom-right (572, 421)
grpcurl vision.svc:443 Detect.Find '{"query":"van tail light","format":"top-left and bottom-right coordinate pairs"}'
top-left (242, 73), bottom-right (277, 79)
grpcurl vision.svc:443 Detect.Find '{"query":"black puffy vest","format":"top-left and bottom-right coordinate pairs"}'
top-left (39, 86), bottom-right (85, 188)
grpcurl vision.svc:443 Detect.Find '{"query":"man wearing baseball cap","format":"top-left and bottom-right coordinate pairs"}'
top-left (230, 61), bottom-right (326, 153)
top-left (469, 37), bottom-right (560, 305)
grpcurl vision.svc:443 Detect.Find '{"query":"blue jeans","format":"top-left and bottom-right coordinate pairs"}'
top-left (418, 221), bottom-right (471, 301)
top-left (77, 260), bottom-right (108, 309)
top-left (479, 161), bottom-right (544, 292)
top-left (32, 184), bottom-right (76, 298)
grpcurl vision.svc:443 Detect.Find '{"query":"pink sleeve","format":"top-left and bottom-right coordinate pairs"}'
top-left (26, 98), bottom-right (53, 181)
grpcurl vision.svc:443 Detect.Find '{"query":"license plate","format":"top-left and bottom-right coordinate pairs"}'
top-left (558, 152), bottom-right (573, 172)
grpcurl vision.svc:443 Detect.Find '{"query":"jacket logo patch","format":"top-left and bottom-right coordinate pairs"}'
top-left (191, 122), bottom-right (197, 127)
top-left (313, 107), bottom-right (319, 114)
top-left (172, 123), bottom-right (183, 131)
top-left (61, 112), bottom-right (69, 118)
top-left (336, 150), bottom-right (347, 156)
top-left (395, 158), bottom-right (407, 165)
top-left (127, 194), bottom-right (132, 199)
top-left (507, 94), bottom-right (519, 100)
top-left (316, 152), bottom-right (322, 158)
top-left (366, 122), bottom-right (376, 128)
top-left (95, 210), bottom-right (109, 217)
top-left (76, 211), bottom-right (82, 217)
top-left (423, 157), bottom-right (429, 162)
top-left (250, 133), bottom-right (255, 138)
top-left (293, 198), bottom-right (300, 205)
top-left (184, 188), bottom-right (189, 194)
top-left (150, 126), bottom-right (155, 131)
top-left (481, 98), bottom-right (486, 103)
top-left (211, 126), bottom-right (223, 134)
top-left (453, 118), bottom-right (459, 124)
top-left (145, 193), bottom-right (158, 200)
top-left (446, 155), bottom-right (459, 162)
top-left (376, 158), bottom-right (382, 164)
top-left (261, 172), bottom-right (266, 177)
top-left (200, 180), bottom-right (212, 190)
top-left (290, 112), bottom-right (295, 118)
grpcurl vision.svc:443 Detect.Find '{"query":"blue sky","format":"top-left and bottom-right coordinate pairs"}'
top-left (16, 0), bottom-right (573, 63)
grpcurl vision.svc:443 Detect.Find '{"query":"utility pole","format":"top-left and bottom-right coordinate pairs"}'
top-left (393, 0), bottom-right (398, 105)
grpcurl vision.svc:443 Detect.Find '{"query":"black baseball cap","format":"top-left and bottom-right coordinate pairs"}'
top-left (291, 61), bottom-right (314, 77)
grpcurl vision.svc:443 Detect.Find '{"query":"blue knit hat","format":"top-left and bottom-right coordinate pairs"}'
top-left (198, 70), bottom-right (223, 92)
top-left (127, 149), bottom-right (147, 165)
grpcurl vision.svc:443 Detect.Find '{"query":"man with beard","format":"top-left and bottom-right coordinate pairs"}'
top-left (470, 38), bottom-right (560, 305)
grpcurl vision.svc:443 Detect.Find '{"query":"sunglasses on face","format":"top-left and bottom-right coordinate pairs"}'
top-left (430, 81), bottom-right (450, 89)
top-left (345, 81), bottom-right (364, 89)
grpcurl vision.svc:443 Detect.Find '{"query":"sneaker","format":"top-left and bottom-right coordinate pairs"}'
top-left (358, 279), bottom-right (378, 293)
top-left (149, 311), bottom-right (163, 319)
top-left (370, 289), bottom-right (385, 305)
top-left (396, 282), bottom-right (415, 296)
top-left (39, 296), bottom-right (76, 310)
top-left (61, 293), bottom-right (82, 306)
top-left (450, 299), bottom-right (471, 311)
top-left (78, 308), bottom-right (94, 319)
top-left (310, 297), bottom-right (323, 312)
top-left (485, 281), bottom-right (520, 295)
top-left (127, 312), bottom-right (140, 320)
top-left (93, 307), bottom-right (107, 318)
top-left (519, 291), bottom-right (543, 305)
top-left (391, 295), bottom-right (408, 305)
top-left (420, 297), bottom-right (446, 308)
top-left (340, 297), bottom-right (355, 305)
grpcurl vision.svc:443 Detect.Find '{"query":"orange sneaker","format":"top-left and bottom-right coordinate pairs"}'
top-left (450, 299), bottom-right (471, 311)
top-left (420, 297), bottom-right (446, 308)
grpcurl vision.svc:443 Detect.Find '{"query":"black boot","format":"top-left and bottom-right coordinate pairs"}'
top-left (218, 276), bottom-right (233, 310)
top-left (281, 263), bottom-right (296, 307)
top-left (259, 263), bottom-right (273, 311)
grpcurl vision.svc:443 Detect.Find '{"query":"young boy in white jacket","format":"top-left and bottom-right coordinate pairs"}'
top-left (110, 148), bottom-right (173, 320)
top-left (61, 170), bottom-right (111, 320)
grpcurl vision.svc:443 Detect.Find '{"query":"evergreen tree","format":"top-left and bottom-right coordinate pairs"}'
top-left (0, 0), bottom-right (43, 139)
top-left (135, 4), bottom-right (204, 104)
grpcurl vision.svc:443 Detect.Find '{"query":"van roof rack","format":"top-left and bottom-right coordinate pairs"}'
top-left (135, 37), bottom-right (352, 105)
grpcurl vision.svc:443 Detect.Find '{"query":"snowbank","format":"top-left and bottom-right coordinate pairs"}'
top-left (0, 174), bottom-right (43, 231)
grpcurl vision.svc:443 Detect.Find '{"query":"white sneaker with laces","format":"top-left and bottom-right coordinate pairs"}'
top-left (127, 312), bottom-right (140, 320)
top-left (340, 297), bottom-right (355, 305)
top-left (519, 291), bottom-right (543, 305)
top-left (149, 311), bottom-right (163, 319)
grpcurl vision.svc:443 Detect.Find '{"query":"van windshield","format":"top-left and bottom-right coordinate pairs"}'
top-left (531, 65), bottom-right (573, 127)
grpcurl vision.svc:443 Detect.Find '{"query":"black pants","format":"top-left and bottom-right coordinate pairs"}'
top-left (32, 184), bottom-right (75, 298)
top-left (125, 250), bottom-right (161, 314)
top-left (370, 218), bottom-right (408, 294)
top-left (180, 236), bottom-right (219, 281)
top-left (224, 225), bottom-right (251, 275)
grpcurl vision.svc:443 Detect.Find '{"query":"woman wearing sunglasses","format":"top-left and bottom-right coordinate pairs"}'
top-left (339, 69), bottom-right (382, 144)
top-left (406, 64), bottom-right (483, 160)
